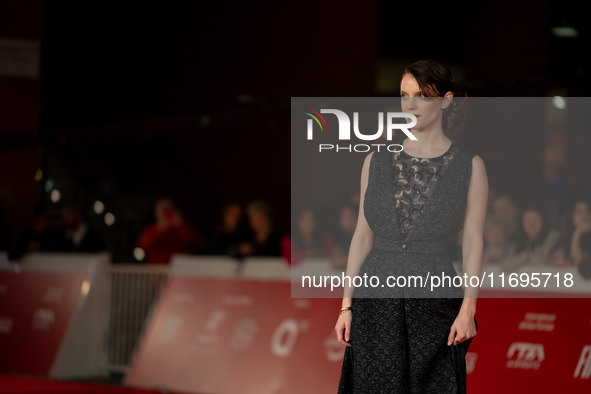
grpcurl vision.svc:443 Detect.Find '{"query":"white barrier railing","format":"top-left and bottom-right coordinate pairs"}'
top-left (7, 253), bottom-right (589, 378)
top-left (104, 264), bottom-right (168, 373)
top-left (103, 256), bottom-right (291, 373)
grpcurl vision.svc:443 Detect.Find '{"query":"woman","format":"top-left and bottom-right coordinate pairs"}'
top-left (209, 202), bottom-right (248, 257)
top-left (500, 206), bottom-right (561, 272)
top-left (237, 200), bottom-right (282, 257)
top-left (138, 198), bottom-right (197, 264)
top-left (329, 205), bottom-right (359, 269)
top-left (549, 199), bottom-right (591, 273)
top-left (482, 216), bottom-right (513, 266)
top-left (335, 59), bottom-right (488, 393)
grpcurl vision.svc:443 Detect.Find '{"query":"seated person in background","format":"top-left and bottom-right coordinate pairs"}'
top-left (482, 216), bottom-right (514, 266)
top-left (11, 207), bottom-right (54, 260)
top-left (209, 202), bottom-right (248, 257)
top-left (501, 206), bottom-right (561, 272)
top-left (327, 205), bottom-right (358, 269)
top-left (139, 198), bottom-right (197, 264)
top-left (288, 208), bottom-right (330, 265)
top-left (550, 199), bottom-right (591, 277)
top-left (52, 203), bottom-right (106, 253)
top-left (238, 200), bottom-right (282, 257)
top-left (490, 194), bottom-right (519, 249)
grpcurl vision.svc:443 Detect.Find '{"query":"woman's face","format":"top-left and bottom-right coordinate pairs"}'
top-left (400, 73), bottom-right (450, 132)
top-left (522, 209), bottom-right (543, 240)
top-left (339, 207), bottom-right (357, 233)
top-left (484, 222), bottom-right (506, 246)
top-left (249, 209), bottom-right (270, 232)
top-left (573, 201), bottom-right (591, 227)
top-left (298, 209), bottom-right (316, 236)
top-left (493, 196), bottom-right (518, 222)
top-left (223, 204), bottom-right (242, 230)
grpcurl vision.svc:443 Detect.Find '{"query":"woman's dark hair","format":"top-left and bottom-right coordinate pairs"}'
top-left (247, 199), bottom-right (273, 220)
top-left (402, 59), bottom-right (468, 134)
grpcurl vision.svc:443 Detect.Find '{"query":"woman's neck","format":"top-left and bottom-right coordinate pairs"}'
top-left (402, 132), bottom-right (451, 156)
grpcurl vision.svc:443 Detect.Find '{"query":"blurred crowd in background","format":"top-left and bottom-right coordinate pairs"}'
top-left (288, 187), bottom-right (591, 277)
top-left (2, 183), bottom-right (589, 279)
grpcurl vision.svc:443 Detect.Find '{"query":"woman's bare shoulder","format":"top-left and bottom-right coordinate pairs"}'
top-left (471, 154), bottom-right (486, 172)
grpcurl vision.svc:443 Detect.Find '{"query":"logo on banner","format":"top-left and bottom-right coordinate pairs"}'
top-left (304, 108), bottom-right (418, 153)
top-left (574, 345), bottom-right (591, 379)
top-left (324, 332), bottom-right (345, 362)
top-left (506, 342), bottom-right (545, 370)
top-left (43, 286), bottom-right (65, 304)
top-left (466, 352), bottom-right (478, 374)
top-left (32, 308), bottom-right (55, 331)
top-left (271, 318), bottom-right (310, 357)
top-left (0, 316), bottom-right (13, 334)
top-left (194, 309), bottom-right (226, 354)
top-left (229, 318), bottom-right (258, 351)
top-left (160, 316), bottom-right (183, 342)
top-left (518, 312), bottom-right (556, 332)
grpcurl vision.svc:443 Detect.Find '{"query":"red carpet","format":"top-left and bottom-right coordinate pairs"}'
top-left (0, 375), bottom-right (189, 393)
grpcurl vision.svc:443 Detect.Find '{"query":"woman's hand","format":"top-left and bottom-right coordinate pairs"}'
top-left (335, 312), bottom-right (352, 347)
top-left (447, 313), bottom-right (477, 346)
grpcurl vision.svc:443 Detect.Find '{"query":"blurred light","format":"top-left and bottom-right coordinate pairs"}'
top-left (44, 178), bottom-right (55, 193)
top-left (552, 96), bottom-right (566, 110)
top-left (134, 247), bottom-right (146, 261)
top-left (50, 189), bottom-right (61, 203)
top-left (93, 200), bottom-right (105, 215)
top-left (200, 115), bottom-right (211, 126)
top-left (34, 169), bottom-right (43, 182)
top-left (81, 280), bottom-right (90, 296)
top-left (104, 212), bottom-right (115, 226)
top-left (551, 26), bottom-right (579, 37)
top-left (237, 93), bottom-right (254, 103)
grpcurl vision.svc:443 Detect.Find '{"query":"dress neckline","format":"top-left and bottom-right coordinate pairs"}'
top-left (400, 140), bottom-right (454, 160)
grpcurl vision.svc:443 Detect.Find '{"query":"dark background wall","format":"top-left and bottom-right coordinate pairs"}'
top-left (1, 0), bottom-right (590, 261)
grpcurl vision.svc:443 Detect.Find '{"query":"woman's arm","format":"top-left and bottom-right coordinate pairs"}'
top-left (570, 228), bottom-right (590, 265)
top-left (539, 230), bottom-right (561, 263)
top-left (335, 152), bottom-right (375, 347)
top-left (459, 154), bottom-right (488, 316)
top-left (341, 152), bottom-right (376, 307)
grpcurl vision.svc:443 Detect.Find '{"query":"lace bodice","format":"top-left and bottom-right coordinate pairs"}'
top-left (391, 142), bottom-right (456, 238)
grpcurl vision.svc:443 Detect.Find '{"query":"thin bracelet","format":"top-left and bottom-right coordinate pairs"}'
top-left (339, 307), bottom-right (352, 315)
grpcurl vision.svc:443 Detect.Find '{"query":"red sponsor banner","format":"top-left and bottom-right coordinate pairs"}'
top-left (0, 375), bottom-right (186, 394)
top-left (127, 278), bottom-right (591, 393)
top-left (0, 271), bottom-right (86, 375)
top-left (467, 295), bottom-right (591, 393)
top-left (126, 277), bottom-right (344, 394)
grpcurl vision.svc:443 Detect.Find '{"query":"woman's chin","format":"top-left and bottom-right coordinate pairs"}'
top-left (409, 126), bottom-right (427, 133)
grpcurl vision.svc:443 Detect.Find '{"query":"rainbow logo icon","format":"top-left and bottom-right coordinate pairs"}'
top-left (303, 107), bottom-right (328, 131)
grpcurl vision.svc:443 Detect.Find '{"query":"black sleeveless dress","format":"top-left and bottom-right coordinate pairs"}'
top-left (338, 140), bottom-right (478, 393)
